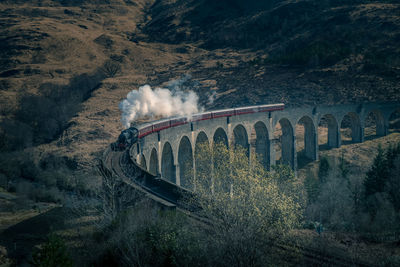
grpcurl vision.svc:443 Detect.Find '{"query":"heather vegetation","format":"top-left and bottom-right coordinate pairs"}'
top-left (0, 0), bottom-right (400, 265)
top-left (31, 234), bottom-right (73, 267)
top-left (1, 137), bottom-right (399, 265)
top-left (67, 143), bottom-right (304, 266)
top-left (0, 150), bottom-right (97, 205)
top-left (58, 142), bottom-right (400, 266)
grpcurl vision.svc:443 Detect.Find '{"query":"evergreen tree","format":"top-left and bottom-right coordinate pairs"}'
top-left (305, 175), bottom-right (320, 203)
top-left (364, 145), bottom-right (388, 197)
top-left (318, 156), bottom-right (330, 183)
top-left (386, 156), bottom-right (400, 212)
top-left (385, 143), bottom-right (400, 170)
top-left (32, 234), bottom-right (73, 267)
top-left (338, 151), bottom-right (350, 179)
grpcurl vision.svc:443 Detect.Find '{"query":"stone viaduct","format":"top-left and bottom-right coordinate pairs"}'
top-left (129, 102), bottom-right (400, 189)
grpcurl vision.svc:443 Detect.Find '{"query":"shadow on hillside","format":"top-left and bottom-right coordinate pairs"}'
top-left (364, 135), bottom-right (383, 142)
top-left (0, 68), bottom-right (106, 152)
top-left (341, 140), bottom-right (354, 146)
top-left (318, 144), bottom-right (331, 151)
top-left (0, 207), bottom-right (67, 265)
top-left (297, 152), bottom-right (313, 169)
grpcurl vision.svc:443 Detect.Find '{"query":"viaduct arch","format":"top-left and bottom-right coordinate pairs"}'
top-left (252, 121), bottom-right (270, 170)
top-left (134, 102), bottom-right (400, 188)
top-left (319, 114), bottom-right (339, 149)
top-left (213, 127), bottom-right (229, 148)
top-left (149, 148), bottom-right (158, 176)
top-left (232, 124), bottom-right (249, 156)
top-left (178, 136), bottom-right (193, 189)
top-left (161, 142), bottom-right (175, 183)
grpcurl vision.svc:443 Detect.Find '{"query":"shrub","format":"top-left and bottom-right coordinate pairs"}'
top-left (119, 207), bottom-right (205, 267)
top-left (386, 155), bottom-right (400, 212)
top-left (338, 152), bottom-right (350, 179)
top-left (0, 153), bottom-right (21, 179)
top-left (17, 95), bottom-right (63, 144)
top-left (38, 171), bottom-right (58, 187)
top-left (9, 70), bottom-right (105, 149)
top-left (0, 119), bottom-right (33, 151)
top-left (318, 156), bottom-right (330, 183)
top-left (381, 255), bottom-right (400, 267)
top-left (0, 173), bottom-right (7, 189)
top-left (84, 144), bottom-right (305, 266)
top-left (101, 60), bottom-right (121, 78)
top-left (364, 146), bottom-right (388, 198)
top-left (0, 151), bottom-right (38, 182)
top-left (364, 143), bottom-right (400, 214)
top-left (32, 234), bottom-right (73, 267)
top-left (268, 41), bottom-right (351, 67)
top-left (306, 144), bottom-right (400, 233)
top-left (187, 142), bottom-right (304, 266)
top-left (304, 174), bottom-right (320, 204)
top-left (215, 61), bottom-right (224, 68)
top-left (20, 158), bottom-right (39, 181)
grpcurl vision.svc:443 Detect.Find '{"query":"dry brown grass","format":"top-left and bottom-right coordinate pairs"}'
top-left (298, 132), bottom-right (400, 183)
top-left (292, 228), bottom-right (400, 266)
top-left (0, 1), bottom-right (399, 265)
top-left (1, 0), bottom-right (399, 168)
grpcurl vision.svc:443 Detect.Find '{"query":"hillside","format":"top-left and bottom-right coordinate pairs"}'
top-left (145, 0), bottom-right (400, 105)
top-left (0, 0), bottom-right (399, 169)
top-left (0, 1), bottom-right (400, 265)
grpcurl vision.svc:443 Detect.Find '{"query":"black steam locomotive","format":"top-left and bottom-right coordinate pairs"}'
top-left (111, 127), bottom-right (139, 151)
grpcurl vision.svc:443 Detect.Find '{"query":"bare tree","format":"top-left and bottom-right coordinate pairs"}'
top-left (67, 159), bottom-right (143, 230)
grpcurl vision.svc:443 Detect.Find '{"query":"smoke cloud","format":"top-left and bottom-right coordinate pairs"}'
top-left (119, 80), bottom-right (201, 128)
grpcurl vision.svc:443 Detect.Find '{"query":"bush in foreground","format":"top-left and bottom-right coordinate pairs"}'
top-left (86, 143), bottom-right (304, 266)
top-left (32, 234), bottom-right (73, 267)
top-left (186, 142), bottom-right (304, 266)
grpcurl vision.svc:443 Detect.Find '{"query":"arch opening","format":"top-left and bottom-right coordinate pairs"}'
top-left (149, 148), bottom-right (159, 176)
top-left (213, 127), bottom-right (228, 148)
top-left (364, 110), bottom-right (385, 140)
top-left (178, 136), bottom-right (193, 189)
top-left (274, 118), bottom-right (294, 169)
top-left (212, 128), bottom-right (230, 192)
top-left (139, 154), bottom-right (147, 170)
top-left (318, 114), bottom-right (339, 150)
top-left (195, 131), bottom-right (212, 192)
top-left (340, 112), bottom-right (362, 144)
top-left (232, 124), bottom-right (249, 157)
top-left (251, 121), bottom-right (270, 170)
top-left (296, 116), bottom-right (316, 168)
top-left (161, 142), bottom-right (175, 183)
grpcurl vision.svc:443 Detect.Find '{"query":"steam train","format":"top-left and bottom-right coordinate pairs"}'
top-left (112, 103), bottom-right (284, 151)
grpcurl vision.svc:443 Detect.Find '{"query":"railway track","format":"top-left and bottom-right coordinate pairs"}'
top-left (105, 149), bottom-right (205, 221)
top-left (103, 148), bottom-right (375, 267)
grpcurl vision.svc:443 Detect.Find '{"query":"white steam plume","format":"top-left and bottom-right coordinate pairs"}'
top-left (119, 84), bottom-right (201, 128)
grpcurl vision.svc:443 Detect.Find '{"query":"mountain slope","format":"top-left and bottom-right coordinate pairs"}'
top-left (143, 0), bottom-right (400, 106)
top-left (0, 0), bottom-right (399, 166)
